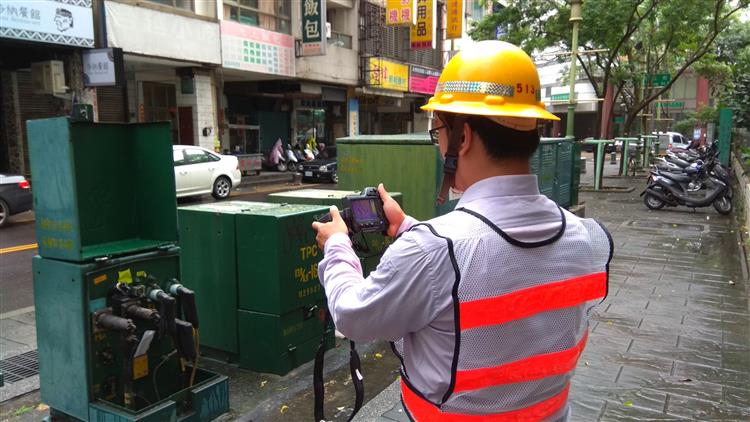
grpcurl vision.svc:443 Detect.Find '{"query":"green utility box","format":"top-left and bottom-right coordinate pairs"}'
top-left (26, 118), bottom-right (178, 262)
top-left (266, 188), bottom-right (403, 276)
top-left (34, 249), bottom-right (229, 422)
top-left (28, 118), bottom-right (228, 422)
top-left (337, 134), bottom-right (579, 213)
top-left (237, 300), bottom-right (334, 375)
top-left (529, 137), bottom-right (577, 208)
top-left (178, 201), bottom-right (335, 375)
top-left (336, 134), bottom-right (457, 221)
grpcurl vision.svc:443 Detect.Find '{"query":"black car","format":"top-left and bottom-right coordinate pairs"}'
top-left (0, 174), bottom-right (33, 227)
top-left (301, 158), bottom-right (337, 183)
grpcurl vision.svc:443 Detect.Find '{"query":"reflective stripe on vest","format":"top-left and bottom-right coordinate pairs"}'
top-left (454, 331), bottom-right (588, 393)
top-left (460, 272), bottom-right (607, 331)
top-left (402, 380), bottom-right (571, 421)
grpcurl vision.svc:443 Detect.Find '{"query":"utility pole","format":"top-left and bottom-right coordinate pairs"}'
top-left (566, 0), bottom-right (582, 138)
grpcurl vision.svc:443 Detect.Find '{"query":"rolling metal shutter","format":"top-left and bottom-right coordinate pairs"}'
top-left (96, 86), bottom-right (127, 122)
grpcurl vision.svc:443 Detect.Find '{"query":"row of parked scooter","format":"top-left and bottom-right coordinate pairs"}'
top-left (641, 142), bottom-right (733, 215)
top-left (265, 138), bottom-right (327, 172)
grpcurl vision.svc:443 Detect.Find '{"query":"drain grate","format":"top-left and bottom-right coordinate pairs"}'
top-left (0, 350), bottom-right (39, 384)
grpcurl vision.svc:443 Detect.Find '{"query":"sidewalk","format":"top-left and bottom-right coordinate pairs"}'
top-left (0, 307), bottom-right (38, 402)
top-left (360, 153), bottom-right (750, 421)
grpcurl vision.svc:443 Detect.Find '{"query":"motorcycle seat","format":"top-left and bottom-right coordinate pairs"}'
top-left (661, 171), bottom-right (692, 183)
top-left (667, 157), bottom-right (691, 168)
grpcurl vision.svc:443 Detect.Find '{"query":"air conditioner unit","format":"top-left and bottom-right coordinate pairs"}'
top-left (31, 61), bottom-right (67, 95)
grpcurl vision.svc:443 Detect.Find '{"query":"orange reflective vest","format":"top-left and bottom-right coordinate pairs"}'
top-left (398, 210), bottom-right (611, 421)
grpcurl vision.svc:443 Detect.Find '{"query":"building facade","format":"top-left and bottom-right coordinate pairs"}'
top-left (1, 0), bottom-right (454, 176)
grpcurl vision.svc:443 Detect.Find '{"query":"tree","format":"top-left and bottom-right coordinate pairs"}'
top-left (470, 0), bottom-right (749, 137)
top-left (696, 21), bottom-right (750, 129)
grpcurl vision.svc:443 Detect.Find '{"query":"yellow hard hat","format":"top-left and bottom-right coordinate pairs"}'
top-left (421, 41), bottom-right (559, 121)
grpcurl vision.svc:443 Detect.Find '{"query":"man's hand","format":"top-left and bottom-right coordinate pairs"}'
top-left (311, 206), bottom-right (349, 251)
top-left (378, 183), bottom-right (405, 237)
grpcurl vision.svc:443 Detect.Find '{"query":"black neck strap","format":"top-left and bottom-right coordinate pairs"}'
top-left (457, 205), bottom-right (567, 248)
top-left (313, 311), bottom-right (364, 422)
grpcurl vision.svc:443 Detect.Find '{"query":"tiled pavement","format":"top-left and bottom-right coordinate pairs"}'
top-left (360, 154), bottom-right (750, 421)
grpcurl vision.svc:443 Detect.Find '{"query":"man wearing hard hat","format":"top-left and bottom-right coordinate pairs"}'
top-left (312, 41), bottom-right (612, 421)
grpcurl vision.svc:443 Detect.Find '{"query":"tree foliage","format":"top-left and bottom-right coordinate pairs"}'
top-left (469, 0), bottom-right (749, 134)
top-left (696, 21), bottom-right (750, 128)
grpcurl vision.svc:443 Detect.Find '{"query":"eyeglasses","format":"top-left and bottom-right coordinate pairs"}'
top-left (429, 125), bottom-right (446, 144)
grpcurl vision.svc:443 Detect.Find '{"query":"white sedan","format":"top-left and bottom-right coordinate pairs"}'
top-left (173, 145), bottom-right (242, 199)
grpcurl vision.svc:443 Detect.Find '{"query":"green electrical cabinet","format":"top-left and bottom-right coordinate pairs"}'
top-left (337, 133), bottom-right (578, 213)
top-left (33, 249), bottom-right (228, 422)
top-left (529, 137), bottom-right (575, 208)
top-left (178, 201), bottom-right (335, 375)
top-left (27, 117), bottom-right (228, 422)
top-left (336, 134), bottom-right (457, 221)
top-left (266, 188), bottom-right (403, 276)
top-left (26, 118), bottom-right (179, 262)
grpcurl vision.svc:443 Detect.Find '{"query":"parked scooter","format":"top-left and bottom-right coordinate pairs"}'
top-left (641, 170), bottom-right (732, 215)
top-left (285, 143), bottom-right (301, 172)
top-left (266, 138), bottom-right (287, 172)
top-left (650, 142), bottom-right (732, 198)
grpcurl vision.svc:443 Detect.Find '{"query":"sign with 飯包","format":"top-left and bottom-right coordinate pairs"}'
top-left (367, 58), bottom-right (408, 92)
top-left (409, 65), bottom-right (440, 95)
top-left (83, 48), bottom-right (124, 87)
top-left (386, 0), bottom-right (416, 26)
top-left (410, 0), bottom-right (435, 49)
top-left (445, 0), bottom-right (464, 39)
top-left (0, 0), bottom-right (94, 47)
top-left (301, 0), bottom-right (326, 56)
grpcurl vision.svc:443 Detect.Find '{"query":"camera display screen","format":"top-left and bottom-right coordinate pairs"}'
top-left (350, 199), bottom-right (380, 222)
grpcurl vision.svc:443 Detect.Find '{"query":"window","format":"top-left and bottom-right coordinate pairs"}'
top-left (184, 148), bottom-right (213, 164)
top-left (173, 149), bottom-right (186, 166)
top-left (146, 0), bottom-right (194, 12)
top-left (224, 0), bottom-right (291, 34)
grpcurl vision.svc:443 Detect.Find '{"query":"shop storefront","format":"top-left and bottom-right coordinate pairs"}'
top-left (357, 57), bottom-right (413, 135)
top-left (103, 0), bottom-right (221, 149)
top-left (0, 0), bottom-right (95, 175)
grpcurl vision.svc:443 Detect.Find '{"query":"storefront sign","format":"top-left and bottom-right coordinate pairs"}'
top-left (301, 0), bottom-right (327, 56)
top-left (82, 48), bottom-right (124, 87)
top-left (221, 21), bottom-right (295, 77)
top-left (348, 99), bottom-right (359, 136)
top-left (386, 0), bottom-right (416, 26)
top-left (410, 0), bottom-right (435, 49)
top-left (409, 65), bottom-right (439, 95)
top-left (105, 1), bottom-right (220, 65)
top-left (0, 0), bottom-right (94, 47)
top-left (367, 58), bottom-right (408, 92)
top-left (445, 0), bottom-right (464, 39)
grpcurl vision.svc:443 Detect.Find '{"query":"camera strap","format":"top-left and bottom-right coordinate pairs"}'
top-left (436, 115), bottom-right (467, 205)
top-left (313, 311), bottom-right (364, 422)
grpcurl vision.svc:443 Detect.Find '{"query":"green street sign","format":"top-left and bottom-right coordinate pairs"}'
top-left (613, 116), bottom-right (625, 123)
top-left (657, 101), bottom-right (684, 109)
top-left (550, 93), bottom-right (569, 101)
top-left (643, 73), bottom-right (671, 87)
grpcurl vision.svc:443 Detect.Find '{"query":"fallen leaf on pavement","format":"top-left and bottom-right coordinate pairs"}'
top-left (280, 405), bottom-right (289, 414)
top-left (623, 401), bottom-right (633, 407)
top-left (375, 353), bottom-right (383, 359)
top-left (37, 404), bottom-right (50, 411)
top-left (260, 380), bottom-right (268, 388)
